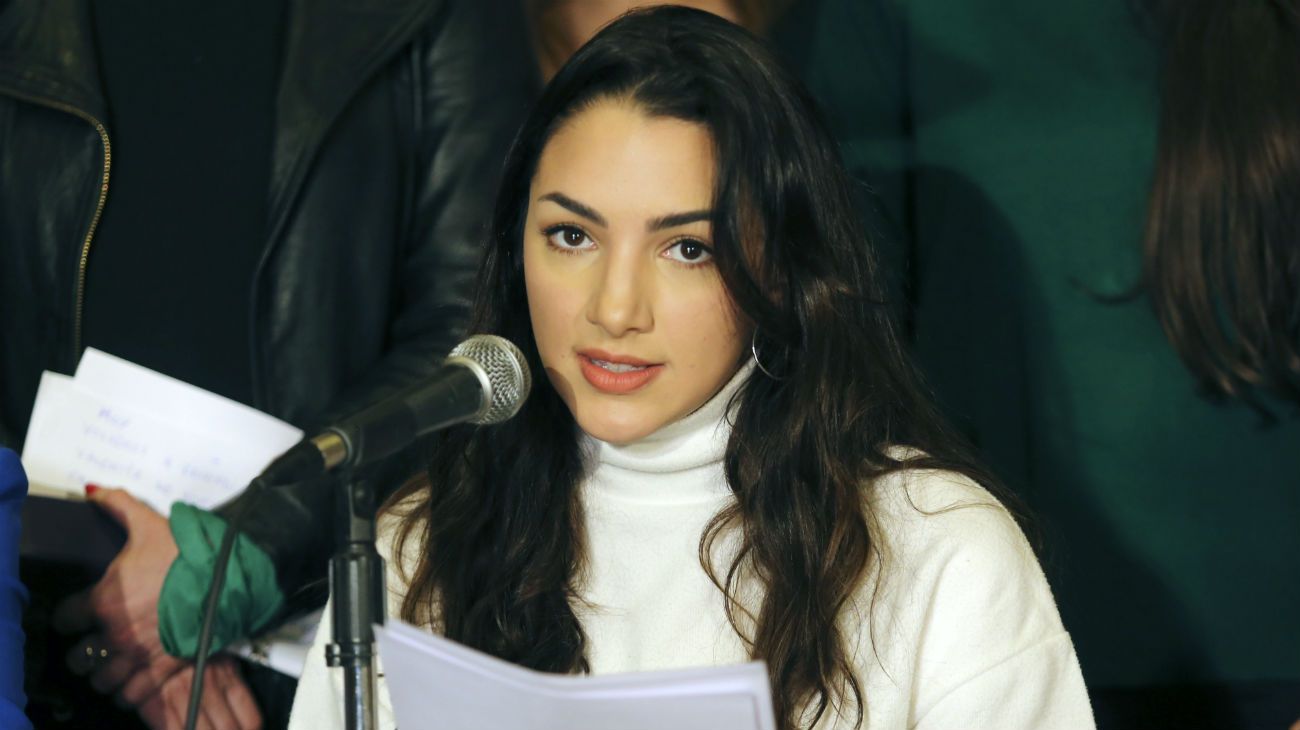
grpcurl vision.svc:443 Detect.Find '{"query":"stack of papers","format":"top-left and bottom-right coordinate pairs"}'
top-left (21, 348), bottom-right (303, 514)
top-left (375, 621), bottom-right (777, 730)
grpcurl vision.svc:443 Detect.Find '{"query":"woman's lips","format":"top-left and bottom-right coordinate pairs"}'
top-left (577, 353), bottom-right (663, 394)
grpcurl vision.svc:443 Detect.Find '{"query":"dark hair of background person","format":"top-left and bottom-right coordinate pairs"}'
top-left (385, 7), bottom-right (1000, 730)
top-left (1141, 0), bottom-right (1300, 415)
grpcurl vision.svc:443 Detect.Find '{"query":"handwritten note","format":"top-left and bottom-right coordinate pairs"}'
top-left (21, 350), bottom-right (303, 515)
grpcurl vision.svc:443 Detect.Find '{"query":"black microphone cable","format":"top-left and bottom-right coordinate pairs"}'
top-left (183, 476), bottom-right (268, 730)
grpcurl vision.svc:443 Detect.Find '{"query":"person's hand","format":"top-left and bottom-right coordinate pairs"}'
top-left (54, 485), bottom-right (181, 698)
top-left (136, 655), bottom-right (262, 730)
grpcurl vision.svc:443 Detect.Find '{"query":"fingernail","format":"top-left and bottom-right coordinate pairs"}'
top-left (84, 483), bottom-right (100, 497)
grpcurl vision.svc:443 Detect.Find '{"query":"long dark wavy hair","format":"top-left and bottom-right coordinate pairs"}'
top-left (387, 7), bottom-right (993, 728)
top-left (1141, 0), bottom-right (1300, 413)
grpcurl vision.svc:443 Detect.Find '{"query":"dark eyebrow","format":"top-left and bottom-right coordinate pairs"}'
top-left (647, 210), bottom-right (712, 232)
top-left (538, 192), bottom-right (711, 233)
top-left (538, 192), bottom-right (607, 227)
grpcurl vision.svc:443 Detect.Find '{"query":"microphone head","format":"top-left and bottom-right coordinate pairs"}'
top-left (447, 335), bottom-right (532, 424)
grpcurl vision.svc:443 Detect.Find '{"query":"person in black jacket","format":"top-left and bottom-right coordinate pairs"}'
top-left (0, 0), bottom-right (535, 727)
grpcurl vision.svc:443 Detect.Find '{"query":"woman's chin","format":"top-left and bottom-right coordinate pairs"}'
top-left (573, 408), bottom-right (662, 445)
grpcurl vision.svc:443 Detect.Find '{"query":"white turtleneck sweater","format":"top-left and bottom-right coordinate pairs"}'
top-left (288, 369), bottom-right (1096, 729)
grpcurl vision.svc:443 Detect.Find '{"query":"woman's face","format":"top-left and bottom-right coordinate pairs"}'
top-left (523, 99), bottom-right (748, 445)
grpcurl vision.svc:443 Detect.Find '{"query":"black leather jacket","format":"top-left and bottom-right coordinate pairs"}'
top-left (0, 1), bottom-right (534, 601)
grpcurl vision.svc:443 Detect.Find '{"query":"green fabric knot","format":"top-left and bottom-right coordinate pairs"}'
top-left (159, 503), bottom-right (285, 659)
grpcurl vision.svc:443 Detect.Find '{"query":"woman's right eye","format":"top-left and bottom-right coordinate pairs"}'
top-left (544, 225), bottom-right (596, 252)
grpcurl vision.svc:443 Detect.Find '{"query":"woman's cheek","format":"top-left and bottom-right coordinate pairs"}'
top-left (526, 264), bottom-right (576, 357)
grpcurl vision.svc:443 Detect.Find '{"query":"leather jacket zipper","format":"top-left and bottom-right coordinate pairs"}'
top-left (0, 89), bottom-right (111, 361)
top-left (75, 113), bottom-right (111, 358)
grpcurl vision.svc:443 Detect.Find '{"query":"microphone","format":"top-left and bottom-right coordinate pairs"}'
top-left (257, 334), bottom-right (530, 486)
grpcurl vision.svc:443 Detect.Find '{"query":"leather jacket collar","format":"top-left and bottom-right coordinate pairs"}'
top-left (266, 0), bottom-right (440, 244)
top-left (0, 1), bottom-right (105, 119)
top-left (0, 0), bottom-right (441, 241)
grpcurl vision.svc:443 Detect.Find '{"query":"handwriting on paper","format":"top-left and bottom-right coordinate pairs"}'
top-left (22, 354), bottom-right (301, 515)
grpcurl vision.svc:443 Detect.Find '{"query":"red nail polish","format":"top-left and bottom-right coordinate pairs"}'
top-left (84, 484), bottom-right (100, 497)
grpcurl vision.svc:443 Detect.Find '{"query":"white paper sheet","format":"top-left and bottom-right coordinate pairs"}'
top-left (229, 609), bottom-right (321, 678)
top-left (20, 349), bottom-right (302, 514)
top-left (374, 620), bottom-right (777, 730)
top-left (74, 349), bottom-right (296, 440)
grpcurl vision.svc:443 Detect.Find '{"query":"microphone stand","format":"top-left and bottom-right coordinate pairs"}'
top-left (325, 467), bottom-right (387, 730)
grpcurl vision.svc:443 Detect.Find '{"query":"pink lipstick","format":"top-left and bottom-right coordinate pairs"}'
top-left (577, 350), bottom-right (663, 394)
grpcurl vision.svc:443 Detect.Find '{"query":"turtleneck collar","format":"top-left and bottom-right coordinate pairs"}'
top-left (582, 361), bottom-right (755, 503)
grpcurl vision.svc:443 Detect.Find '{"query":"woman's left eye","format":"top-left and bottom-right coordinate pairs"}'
top-left (663, 238), bottom-right (714, 265)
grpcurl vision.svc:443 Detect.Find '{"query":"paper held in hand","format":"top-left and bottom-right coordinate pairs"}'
top-left (375, 620), bottom-right (777, 730)
top-left (19, 348), bottom-right (318, 676)
top-left (20, 348), bottom-right (303, 514)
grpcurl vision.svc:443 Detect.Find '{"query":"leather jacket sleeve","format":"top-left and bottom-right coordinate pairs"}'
top-left (216, 0), bottom-right (536, 615)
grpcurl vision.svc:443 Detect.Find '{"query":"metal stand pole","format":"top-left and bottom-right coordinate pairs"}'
top-left (325, 469), bottom-right (386, 730)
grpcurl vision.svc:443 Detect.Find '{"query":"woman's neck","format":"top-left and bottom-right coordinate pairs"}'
top-left (581, 362), bottom-right (753, 503)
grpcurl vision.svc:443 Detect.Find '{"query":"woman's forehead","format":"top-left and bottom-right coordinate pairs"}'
top-left (530, 102), bottom-right (717, 224)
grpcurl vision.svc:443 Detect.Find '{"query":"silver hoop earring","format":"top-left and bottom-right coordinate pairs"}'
top-left (751, 331), bottom-right (784, 380)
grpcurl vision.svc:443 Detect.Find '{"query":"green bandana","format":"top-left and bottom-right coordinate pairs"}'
top-left (159, 503), bottom-right (285, 658)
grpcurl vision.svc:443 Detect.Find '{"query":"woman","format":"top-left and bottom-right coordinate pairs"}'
top-left (289, 8), bottom-right (1094, 729)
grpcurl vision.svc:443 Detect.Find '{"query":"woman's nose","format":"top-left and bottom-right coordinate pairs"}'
top-left (586, 251), bottom-right (653, 336)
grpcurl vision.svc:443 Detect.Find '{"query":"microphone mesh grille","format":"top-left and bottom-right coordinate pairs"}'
top-left (449, 335), bottom-right (532, 424)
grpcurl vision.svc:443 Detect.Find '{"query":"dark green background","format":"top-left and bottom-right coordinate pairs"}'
top-left (775, 0), bottom-right (1300, 690)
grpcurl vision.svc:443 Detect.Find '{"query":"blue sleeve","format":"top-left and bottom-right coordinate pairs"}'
top-left (0, 450), bottom-right (32, 729)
